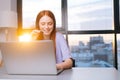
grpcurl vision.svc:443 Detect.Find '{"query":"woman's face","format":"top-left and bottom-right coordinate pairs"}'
top-left (39, 15), bottom-right (54, 36)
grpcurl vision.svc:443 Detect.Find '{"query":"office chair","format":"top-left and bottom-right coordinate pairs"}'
top-left (71, 58), bottom-right (75, 67)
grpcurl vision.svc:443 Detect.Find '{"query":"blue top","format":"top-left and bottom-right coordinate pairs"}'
top-left (56, 32), bottom-right (72, 63)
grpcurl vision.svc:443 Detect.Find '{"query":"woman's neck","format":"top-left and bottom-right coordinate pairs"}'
top-left (43, 35), bottom-right (50, 40)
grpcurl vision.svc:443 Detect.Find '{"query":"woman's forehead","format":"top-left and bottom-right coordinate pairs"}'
top-left (40, 15), bottom-right (53, 22)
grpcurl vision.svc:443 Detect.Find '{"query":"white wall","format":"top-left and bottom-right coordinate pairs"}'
top-left (0, 0), bottom-right (17, 12)
top-left (0, 0), bottom-right (17, 65)
top-left (0, 0), bottom-right (18, 41)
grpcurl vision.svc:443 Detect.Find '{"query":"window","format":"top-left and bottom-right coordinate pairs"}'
top-left (66, 0), bottom-right (117, 68)
top-left (22, 0), bottom-right (62, 29)
top-left (18, 0), bottom-right (119, 69)
top-left (117, 34), bottom-right (120, 71)
top-left (68, 34), bottom-right (114, 67)
top-left (68, 0), bottom-right (114, 31)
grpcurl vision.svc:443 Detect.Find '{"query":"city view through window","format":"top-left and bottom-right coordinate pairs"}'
top-left (67, 0), bottom-right (117, 68)
top-left (68, 34), bottom-right (114, 67)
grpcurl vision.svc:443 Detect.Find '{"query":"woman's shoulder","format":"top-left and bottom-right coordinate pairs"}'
top-left (56, 32), bottom-right (63, 36)
top-left (56, 32), bottom-right (65, 41)
top-left (56, 32), bottom-right (64, 38)
top-left (56, 31), bottom-right (62, 35)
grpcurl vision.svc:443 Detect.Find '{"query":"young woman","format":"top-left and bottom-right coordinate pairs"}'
top-left (31, 10), bottom-right (73, 70)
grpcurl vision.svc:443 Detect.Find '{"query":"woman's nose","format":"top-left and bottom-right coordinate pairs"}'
top-left (44, 24), bottom-right (49, 28)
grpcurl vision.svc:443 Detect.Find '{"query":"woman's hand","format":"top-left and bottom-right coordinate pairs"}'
top-left (56, 63), bottom-right (64, 70)
top-left (30, 30), bottom-right (41, 40)
top-left (56, 58), bottom-right (73, 70)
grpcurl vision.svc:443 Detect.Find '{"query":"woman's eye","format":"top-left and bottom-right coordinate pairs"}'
top-left (48, 22), bottom-right (53, 25)
top-left (41, 22), bottom-right (45, 25)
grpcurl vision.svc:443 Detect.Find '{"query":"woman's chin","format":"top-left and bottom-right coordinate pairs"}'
top-left (43, 33), bottom-right (51, 36)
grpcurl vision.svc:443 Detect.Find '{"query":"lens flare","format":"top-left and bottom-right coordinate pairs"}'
top-left (19, 33), bottom-right (32, 42)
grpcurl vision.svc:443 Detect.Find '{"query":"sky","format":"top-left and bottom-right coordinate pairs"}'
top-left (68, 0), bottom-right (114, 30)
top-left (22, 0), bottom-right (61, 29)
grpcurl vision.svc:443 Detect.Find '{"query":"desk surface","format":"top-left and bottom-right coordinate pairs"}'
top-left (0, 67), bottom-right (120, 80)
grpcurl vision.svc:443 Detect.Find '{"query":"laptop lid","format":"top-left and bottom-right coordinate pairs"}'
top-left (0, 40), bottom-right (61, 75)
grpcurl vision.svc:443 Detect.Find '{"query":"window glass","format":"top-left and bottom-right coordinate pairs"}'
top-left (117, 34), bottom-right (120, 71)
top-left (68, 0), bottom-right (114, 31)
top-left (22, 0), bottom-right (61, 29)
top-left (68, 34), bottom-right (114, 67)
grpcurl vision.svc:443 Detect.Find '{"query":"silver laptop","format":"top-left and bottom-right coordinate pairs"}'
top-left (0, 40), bottom-right (63, 75)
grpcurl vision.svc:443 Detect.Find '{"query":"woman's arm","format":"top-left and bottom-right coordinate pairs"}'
top-left (56, 32), bottom-right (73, 70)
top-left (56, 58), bottom-right (73, 70)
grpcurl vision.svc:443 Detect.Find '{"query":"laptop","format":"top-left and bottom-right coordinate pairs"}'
top-left (0, 40), bottom-right (63, 75)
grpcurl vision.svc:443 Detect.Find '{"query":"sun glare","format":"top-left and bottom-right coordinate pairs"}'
top-left (19, 33), bottom-right (32, 42)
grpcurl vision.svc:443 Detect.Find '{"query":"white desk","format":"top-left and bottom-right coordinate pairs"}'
top-left (0, 67), bottom-right (120, 80)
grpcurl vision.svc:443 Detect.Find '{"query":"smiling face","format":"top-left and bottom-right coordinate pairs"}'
top-left (39, 15), bottom-right (54, 36)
